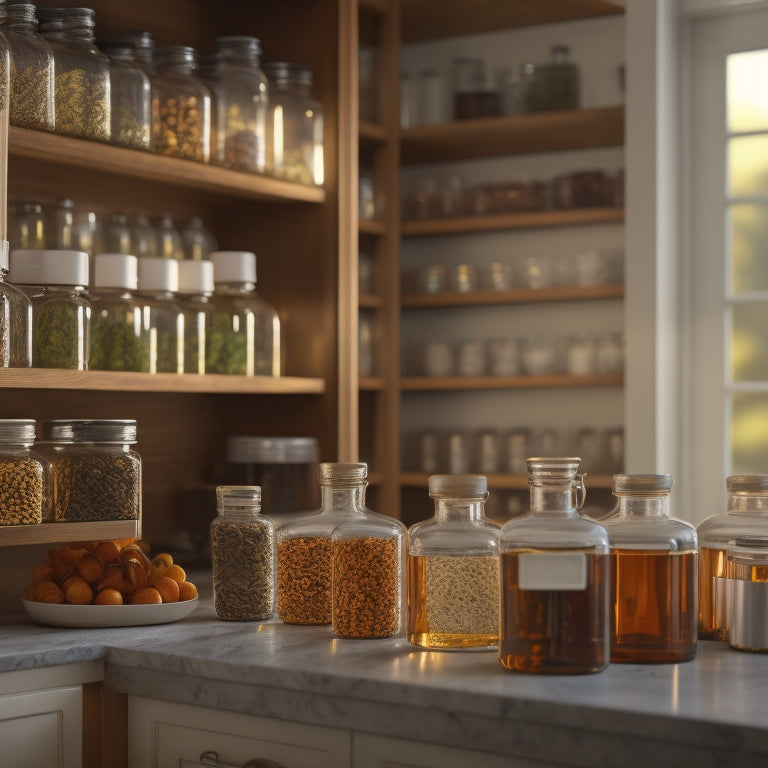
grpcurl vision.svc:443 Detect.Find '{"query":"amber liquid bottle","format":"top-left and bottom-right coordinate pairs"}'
top-left (499, 457), bottom-right (610, 674)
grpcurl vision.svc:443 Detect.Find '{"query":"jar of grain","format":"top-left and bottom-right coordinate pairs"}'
top-left (211, 485), bottom-right (275, 621)
top-left (38, 419), bottom-right (140, 523)
top-left (0, 419), bottom-right (45, 526)
top-left (277, 463), bottom-right (367, 625)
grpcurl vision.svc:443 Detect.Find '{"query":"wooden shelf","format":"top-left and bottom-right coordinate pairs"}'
top-left (402, 284), bottom-right (624, 308)
top-left (401, 207), bottom-right (624, 237)
top-left (401, 373), bottom-right (623, 391)
top-left (359, 293), bottom-right (384, 308)
top-left (359, 120), bottom-right (389, 145)
top-left (400, 472), bottom-right (614, 489)
top-left (359, 376), bottom-right (386, 390)
top-left (0, 369), bottom-right (325, 395)
top-left (359, 218), bottom-right (388, 236)
top-left (0, 519), bottom-right (141, 547)
top-left (401, 106), bottom-right (624, 164)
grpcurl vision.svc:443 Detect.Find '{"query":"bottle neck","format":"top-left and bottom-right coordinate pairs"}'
top-left (618, 495), bottom-right (669, 518)
top-left (214, 281), bottom-right (256, 294)
top-left (433, 496), bottom-right (485, 522)
top-left (218, 506), bottom-right (261, 522)
top-left (530, 485), bottom-right (578, 516)
top-left (319, 483), bottom-right (366, 516)
top-left (729, 494), bottom-right (768, 515)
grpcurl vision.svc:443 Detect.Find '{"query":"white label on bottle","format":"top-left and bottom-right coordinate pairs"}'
top-left (518, 553), bottom-right (587, 591)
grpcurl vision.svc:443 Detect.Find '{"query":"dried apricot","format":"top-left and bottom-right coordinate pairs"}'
top-left (94, 588), bottom-right (123, 606)
top-left (98, 565), bottom-right (134, 597)
top-left (179, 581), bottom-right (198, 601)
top-left (33, 581), bottom-right (65, 604)
top-left (31, 563), bottom-right (54, 585)
top-left (130, 587), bottom-right (162, 605)
top-left (164, 564), bottom-right (186, 585)
top-left (153, 575), bottom-right (180, 603)
top-left (94, 540), bottom-right (120, 565)
top-left (59, 546), bottom-right (88, 567)
top-left (76, 553), bottom-right (105, 584)
top-left (64, 576), bottom-right (93, 605)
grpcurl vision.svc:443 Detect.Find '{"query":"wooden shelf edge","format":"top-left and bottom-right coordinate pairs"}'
top-left (401, 284), bottom-right (624, 307)
top-left (0, 519), bottom-right (141, 547)
top-left (400, 373), bottom-right (624, 391)
top-left (359, 219), bottom-right (388, 236)
top-left (359, 120), bottom-right (389, 144)
top-left (359, 376), bottom-right (386, 390)
top-left (399, 472), bottom-right (614, 490)
top-left (359, 293), bottom-right (384, 308)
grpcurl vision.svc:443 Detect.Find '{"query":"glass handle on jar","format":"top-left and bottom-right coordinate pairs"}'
top-left (573, 472), bottom-right (586, 510)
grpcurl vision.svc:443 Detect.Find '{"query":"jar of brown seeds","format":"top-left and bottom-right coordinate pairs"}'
top-left (0, 419), bottom-right (45, 526)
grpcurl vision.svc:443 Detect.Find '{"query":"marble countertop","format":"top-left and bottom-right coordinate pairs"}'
top-left (2, 600), bottom-right (768, 767)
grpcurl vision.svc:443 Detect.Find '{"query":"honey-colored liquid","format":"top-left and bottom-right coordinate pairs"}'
top-left (612, 549), bottom-right (698, 663)
top-left (698, 546), bottom-right (727, 639)
top-left (499, 550), bottom-right (609, 674)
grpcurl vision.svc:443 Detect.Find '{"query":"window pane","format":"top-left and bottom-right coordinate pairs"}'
top-left (731, 301), bottom-right (768, 380)
top-left (731, 393), bottom-right (768, 472)
top-left (728, 49), bottom-right (768, 133)
top-left (729, 203), bottom-right (768, 292)
top-left (728, 134), bottom-right (768, 197)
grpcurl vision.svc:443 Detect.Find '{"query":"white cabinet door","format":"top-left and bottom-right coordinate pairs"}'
top-left (129, 695), bottom-right (351, 768)
top-left (0, 686), bottom-right (83, 768)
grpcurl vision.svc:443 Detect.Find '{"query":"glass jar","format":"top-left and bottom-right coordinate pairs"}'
top-left (135, 257), bottom-right (183, 373)
top-left (544, 44), bottom-right (581, 110)
top-left (181, 216), bottom-right (216, 261)
top-left (48, 198), bottom-right (75, 249)
top-left (212, 36), bottom-right (267, 172)
top-left (277, 462), bottom-right (368, 625)
top-left (331, 474), bottom-right (407, 639)
top-left (264, 62), bottom-right (323, 185)
top-left (38, 7), bottom-right (110, 142)
top-left (103, 212), bottom-right (132, 255)
top-left (177, 259), bottom-right (213, 374)
top-left (109, 30), bottom-right (155, 75)
top-left (452, 56), bottom-right (499, 120)
top-left (723, 537), bottom-right (768, 651)
top-left (604, 474), bottom-right (698, 663)
top-left (206, 250), bottom-right (280, 376)
top-left (101, 42), bottom-right (151, 150)
top-left (499, 457), bottom-right (610, 674)
top-left (211, 485), bottom-right (275, 621)
top-left (10, 248), bottom-right (90, 369)
top-left (38, 419), bottom-right (140, 522)
top-left (408, 474), bottom-right (500, 650)
top-left (155, 214), bottom-right (183, 260)
top-left (130, 214), bottom-right (158, 259)
top-left (2, 2), bottom-right (54, 132)
top-left (0, 419), bottom-right (45, 525)
top-left (0, 240), bottom-right (31, 367)
top-left (697, 475), bottom-right (768, 639)
top-left (11, 201), bottom-right (45, 249)
top-left (151, 45), bottom-right (211, 162)
top-left (89, 253), bottom-right (150, 372)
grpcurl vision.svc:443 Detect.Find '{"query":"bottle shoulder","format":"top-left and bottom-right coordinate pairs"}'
top-left (408, 516), bottom-right (500, 554)
top-left (604, 516), bottom-right (697, 551)
top-left (697, 511), bottom-right (768, 544)
top-left (499, 511), bottom-right (610, 551)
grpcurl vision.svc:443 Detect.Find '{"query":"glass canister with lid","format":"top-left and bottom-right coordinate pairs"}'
top-left (0, 419), bottom-right (45, 525)
top-left (604, 474), bottom-right (698, 663)
top-left (177, 259), bottom-right (214, 375)
top-left (408, 474), bottom-right (501, 650)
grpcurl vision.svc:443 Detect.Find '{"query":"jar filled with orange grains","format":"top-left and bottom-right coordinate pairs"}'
top-left (604, 474), bottom-right (698, 663)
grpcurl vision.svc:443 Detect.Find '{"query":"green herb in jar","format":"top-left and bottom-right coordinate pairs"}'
top-left (89, 311), bottom-right (151, 372)
top-left (205, 312), bottom-right (248, 375)
top-left (32, 299), bottom-right (90, 369)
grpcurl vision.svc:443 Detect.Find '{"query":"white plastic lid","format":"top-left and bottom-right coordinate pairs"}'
top-left (10, 249), bottom-right (89, 286)
top-left (178, 259), bottom-right (214, 294)
top-left (94, 253), bottom-right (138, 290)
top-left (210, 251), bottom-right (257, 283)
top-left (137, 257), bottom-right (179, 292)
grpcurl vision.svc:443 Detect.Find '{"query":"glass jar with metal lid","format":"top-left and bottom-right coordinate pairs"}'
top-left (408, 474), bottom-right (501, 650)
top-left (0, 419), bottom-right (45, 525)
top-left (604, 474), bottom-right (698, 663)
top-left (38, 419), bottom-right (140, 523)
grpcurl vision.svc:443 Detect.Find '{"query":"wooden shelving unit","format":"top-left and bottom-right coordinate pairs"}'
top-left (0, 520), bottom-right (141, 548)
top-left (401, 373), bottom-right (623, 391)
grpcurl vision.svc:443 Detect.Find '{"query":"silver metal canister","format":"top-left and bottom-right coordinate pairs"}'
top-left (725, 537), bottom-right (768, 651)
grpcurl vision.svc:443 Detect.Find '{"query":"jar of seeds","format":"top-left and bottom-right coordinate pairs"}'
top-left (277, 463), bottom-right (367, 625)
top-left (0, 419), bottom-right (45, 526)
top-left (38, 419), bottom-right (141, 523)
top-left (211, 485), bottom-right (275, 621)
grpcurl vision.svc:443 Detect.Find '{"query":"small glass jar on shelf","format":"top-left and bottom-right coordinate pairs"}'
top-left (10, 201), bottom-right (46, 250)
top-left (0, 419), bottom-right (45, 526)
top-left (109, 30), bottom-right (155, 75)
top-left (543, 44), bottom-right (581, 110)
top-left (155, 214), bottom-right (183, 261)
top-left (130, 214), bottom-right (159, 259)
top-left (177, 259), bottom-right (214, 375)
top-left (181, 216), bottom-right (216, 261)
top-left (0, 239), bottom-right (32, 367)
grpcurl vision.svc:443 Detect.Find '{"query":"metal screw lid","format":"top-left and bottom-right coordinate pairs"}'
top-left (216, 484), bottom-right (261, 511)
top-left (319, 462), bottom-right (367, 486)
top-left (428, 474), bottom-right (487, 498)
top-left (613, 473), bottom-right (673, 495)
top-left (0, 419), bottom-right (36, 444)
top-left (226, 436), bottom-right (319, 464)
top-left (40, 419), bottom-right (137, 445)
top-left (727, 475), bottom-right (768, 493)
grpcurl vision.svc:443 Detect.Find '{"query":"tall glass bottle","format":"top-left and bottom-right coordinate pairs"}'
top-left (499, 457), bottom-right (610, 674)
top-left (101, 42), bottom-right (150, 150)
top-left (543, 44), bottom-right (581, 110)
top-left (605, 474), bottom-right (698, 663)
top-left (276, 462), bottom-right (367, 625)
top-left (177, 259), bottom-right (213, 375)
top-left (408, 475), bottom-right (500, 650)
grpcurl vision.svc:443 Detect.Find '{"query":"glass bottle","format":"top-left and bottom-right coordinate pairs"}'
top-left (155, 214), bottom-right (183, 260)
top-left (109, 30), bottom-right (155, 76)
top-left (89, 253), bottom-right (150, 372)
top-left (103, 212), bottom-right (132, 255)
top-left (331, 471), bottom-right (407, 639)
top-left (177, 259), bottom-right (213, 375)
top-left (151, 45), bottom-right (211, 162)
top-left (697, 475), bottom-right (768, 639)
top-left (10, 248), bottom-right (91, 369)
top-left (408, 474), bottom-right (501, 650)
top-left (181, 216), bottom-right (216, 261)
top-left (11, 201), bottom-right (45, 249)
top-left (0, 240), bottom-right (31, 367)
top-left (130, 213), bottom-right (158, 259)
top-left (135, 256), bottom-right (183, 373)
top-left (49, 198), bottom-right (75, 249)
top-left (2, 2), bottom-right (55, 132)
top-left (211, 485), bottom-right (275, 621)
top-left (101, 42), bottom-right (151, 150)
top-left (264, 62), bottom-right (324, 185)
top-left (206, 250), bottom-right (280, 376)
top-left (499, 457), bottom-right (610, 674)
top-left (38, 7), bottom-right (110, 142)
top-left (276, 462), bottom-right (368, 625)
top-left (0, 419), bottom-right (45, 525)
top-left (604, 474), bottom-right (698, 663)
top-left (544, 44), bottom-right (581, 110)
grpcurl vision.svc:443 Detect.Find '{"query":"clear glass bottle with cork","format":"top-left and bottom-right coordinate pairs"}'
top-left (177, 259), bottom-right (214, 375)
top-left (277, 462), bottom-right (367, 625)
top-left (604, 474), bottom-right (698, 663)
top-left (499, 457), bottom-right (610, 674)
top-left (408, 474), bottom-right (501, 650)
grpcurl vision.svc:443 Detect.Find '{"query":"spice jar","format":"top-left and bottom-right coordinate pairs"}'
top-left (0, 419), bottom-right (45, 525)
top-left (212, 36), bottom-right (267, 172)
top-left (697, 475), bottom-right (768, 639)
top-left (102, 213), bottom-right (132, 256)
top-left (206, 250), bottom-right (280, 376)
top-left (181, 216), bottom-right (216, 261)
top-left (2, 2), bottom-right (55, 132)
top-left (155, 214), bottom-right (183, 261)
top-left (38, 7), bottom-right (110, 142)
top-left (89, 253), bottom-right (150, 372)
top-left (264, 62), bottom-right (324, 185)
top-left (211, 485), bottom-right (275, 621)
top-left (130, 214), bottom-right (158, 259)
top-left (151, 45), bottom-right (211, 162)
top-left (0, 240), bottom-right (32, 367)
top-left (10, 201), bottom-right (46, 250)
top-left (543, 44), bottom-right (581, 111)
top-left (9, 248), bottom-right (91, 369)
top-left (499, 457), bottom-right (610, 674)
top-left (110, 30), bottom-right (155, 75)
top-left (604, 474), bottom-right (698, 663)
top-left (331, 468), bottom-right (407, 639)
top-left (39, 419), bottom-right (141, 522)
top-left (408, 474), bottom-right (500, 650)
top-left (277, 462), bottom-right (368, 625)
top-left (177, 259), bottom-right (214, 374)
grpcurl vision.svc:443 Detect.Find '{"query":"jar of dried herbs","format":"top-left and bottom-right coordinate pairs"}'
top-left (38, 419), bottom-right (141, 523)
top-left (101, 42), bottom-right (150, 151)
top-left (177, 259), bottom-right (213, 374)
top-left (0, 241), bottom-right (32, 367)
top-left (0, 419), bottom-right (45, 526)
top-left (38, 7), bottom-right (111, 143)
top-left (211, 485), bottom-right (275, 621)
top-left (9, 248), bottom-right (91, 370)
